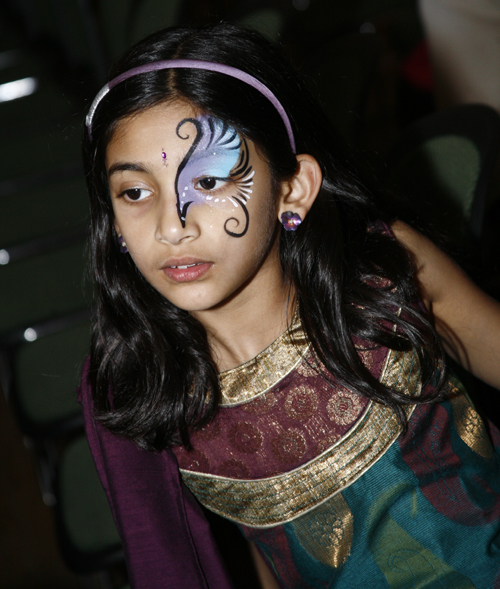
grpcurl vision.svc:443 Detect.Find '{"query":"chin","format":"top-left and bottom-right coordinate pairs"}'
top-left (156, 282), bottom-right (239, 314)
top-left (162, 294), bottom-right (221, 314)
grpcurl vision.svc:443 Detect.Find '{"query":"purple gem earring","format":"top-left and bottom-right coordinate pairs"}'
top-left (281, 211), bottom-right (302, 231)
top-left (118, 235), bottom-right (128, 253)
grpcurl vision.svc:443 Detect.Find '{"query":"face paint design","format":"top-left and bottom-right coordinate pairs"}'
top-left (175, 115), bottom-right (254, 237)
top-left (161, 149), bottom-right (167, 166)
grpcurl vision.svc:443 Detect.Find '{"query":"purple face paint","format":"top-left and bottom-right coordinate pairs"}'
top-left (161, 149), bottom-right (167, 166)
top-left (174, 115), bottom-right (254, 237)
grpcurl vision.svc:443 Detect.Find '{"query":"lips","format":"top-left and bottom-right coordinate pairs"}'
top-left (169, 262), bottom-right (204, 269)
top-left (161, 257), bottom-right (212, 283)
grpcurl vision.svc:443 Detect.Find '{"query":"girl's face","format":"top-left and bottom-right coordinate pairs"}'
top-left (107, 100), bottom-right (284, 316)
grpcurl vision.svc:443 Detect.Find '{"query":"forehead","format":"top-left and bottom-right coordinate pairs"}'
top-left (106, 100), bottom-right (202, 164)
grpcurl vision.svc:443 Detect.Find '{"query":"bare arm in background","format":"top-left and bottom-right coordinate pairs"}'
top-left (393, 221), bottom-right (500, 389)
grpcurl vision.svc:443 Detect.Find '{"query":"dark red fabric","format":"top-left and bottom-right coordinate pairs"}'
top-left (399, 402), bottom-right (500, 526)
top-left (78, 359), bottom-right (233, 589)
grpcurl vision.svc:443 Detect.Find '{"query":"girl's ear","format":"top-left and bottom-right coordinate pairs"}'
top-left (277, 154), bottom-right (322, 223)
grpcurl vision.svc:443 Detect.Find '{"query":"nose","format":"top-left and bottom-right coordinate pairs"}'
top-left (155, 191), bottom-right (199, 245)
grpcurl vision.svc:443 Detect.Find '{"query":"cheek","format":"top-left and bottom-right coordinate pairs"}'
top-left (127, 248), bottom-right (152, 279)
top-left (188, 197), bottom-right (249, 237)
top-left (238, 201), bottom-right (280, 263)
top-left (112, 204), bottom-right (137, 238)
top-left (251, 188), bottom-right (281, 259)
top-left (190, 197), bottom-right (236, 215)
top-left (250, 179), bottom-right (279, 228)
top-left (117, 220), bottom-right (156, 270)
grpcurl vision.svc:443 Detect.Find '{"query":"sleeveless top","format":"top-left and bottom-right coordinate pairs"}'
top-left (172, 313), bottom-right (500, 588)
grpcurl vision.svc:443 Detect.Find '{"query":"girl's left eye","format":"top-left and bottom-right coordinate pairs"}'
top-left (195, 177), bottom-right (227, 191)
top-left (120, 188), bottom-right (153, 201)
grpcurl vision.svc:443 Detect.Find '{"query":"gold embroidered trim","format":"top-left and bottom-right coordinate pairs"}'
top-left (181, 349), bottom-right (421, 527)
top-left (449, 377), bottom-right (494, 459)
top-left (219, 309), bottom-right (310, 406)
top-left (292, 492), bottom-right (353, 568)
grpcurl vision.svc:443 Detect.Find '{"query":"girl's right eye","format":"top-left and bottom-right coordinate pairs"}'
top-left (119, 188), bottom-right (153, 202)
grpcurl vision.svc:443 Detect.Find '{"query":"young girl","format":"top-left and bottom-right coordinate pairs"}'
top-left (79, 22), bottom-right (500, 589)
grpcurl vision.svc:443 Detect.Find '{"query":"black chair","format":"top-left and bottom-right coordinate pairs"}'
top-left (54, 433), bottom-right (124, 586)
top-left (0, 5), bottom-right (126, 586)
top-left (386, 103), bottom-right (500, 252)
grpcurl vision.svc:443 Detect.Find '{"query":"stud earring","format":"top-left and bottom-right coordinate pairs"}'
top-left (281, 211), bottom-right (302, 231)
top-left (118, 235), bottom-right (128, 253)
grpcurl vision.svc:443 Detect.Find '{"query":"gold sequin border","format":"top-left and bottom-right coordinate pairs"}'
top-left (181, 349), bottom-right (421, 527)
top-left (219, 310), bottom-right (310, 406)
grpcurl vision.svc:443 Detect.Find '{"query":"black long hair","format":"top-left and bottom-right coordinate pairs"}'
top-left (83, 22), bottom-right (445, 451)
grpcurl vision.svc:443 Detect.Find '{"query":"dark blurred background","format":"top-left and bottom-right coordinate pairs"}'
top-left (1, 0), bottom-right (499, 587)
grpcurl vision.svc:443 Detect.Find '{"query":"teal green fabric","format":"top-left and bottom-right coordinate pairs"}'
top-left (241, 395), bottom-right (500, 588)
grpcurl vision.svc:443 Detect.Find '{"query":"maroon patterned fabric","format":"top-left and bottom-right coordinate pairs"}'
top-left (173, 345), bottom-right (386, 479)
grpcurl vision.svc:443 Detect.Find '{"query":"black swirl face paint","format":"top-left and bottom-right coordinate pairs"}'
top-left (174, 115), bottom-right (254, 237)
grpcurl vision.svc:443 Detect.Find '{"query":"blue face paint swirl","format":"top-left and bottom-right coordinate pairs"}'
top-left (175, 115), bottom-right (254, 237)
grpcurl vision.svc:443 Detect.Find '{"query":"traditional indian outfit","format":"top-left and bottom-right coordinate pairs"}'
top-left (79, 313), bottom-right (500, 588)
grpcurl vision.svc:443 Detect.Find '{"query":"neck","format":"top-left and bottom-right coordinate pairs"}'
top-left (192, 268), bottom-right (295, 373)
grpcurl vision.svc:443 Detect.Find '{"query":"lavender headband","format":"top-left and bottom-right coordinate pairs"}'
top-left (85, 59), bottom-right (296, 152)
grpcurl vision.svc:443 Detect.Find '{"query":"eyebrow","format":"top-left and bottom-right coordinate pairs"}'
top-left (107, 162), bottom-right (150, 178)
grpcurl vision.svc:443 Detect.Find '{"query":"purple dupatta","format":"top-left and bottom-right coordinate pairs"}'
top-left (78, 359), bottom-right (233, 588)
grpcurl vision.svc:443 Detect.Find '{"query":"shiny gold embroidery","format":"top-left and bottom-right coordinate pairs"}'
top-left (228, 422), bottom-right (263, 454)
top-left (284, 386), bottom-right (319, 421)
top-left (296, 350), bottom-right (326, 378)
top-left (271, 429), bottom-right (307, 464)
top-left (358, 349), bottom-right (374, 370)
top-left (181, 349), bottom-right (420, 526)
top-left (450, 384), bottom-right (493, 459)
top-left (219, 310), bottom-right (309, 406)
top-left (296, 359), bottom-right (320, 378)
top-left (182, 450), bottom-right (211, 473)
top-left (180, 347), bottom-right (420, 527)
top-left (241, 392), bottom-right (278, 415)
top-left (381, 347), bottom-right (421, 399)
top-left (181, 402), bottom-right (405, 526)
top-left (326, 389), bottom-right (364, 425)
top-left (292, 493), bottom-right (353, 568)
top-left (316, 433), bottom-right (341, 454)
